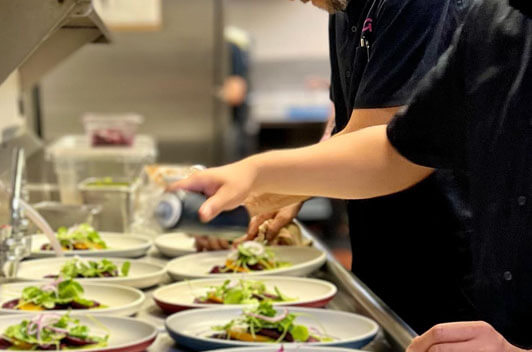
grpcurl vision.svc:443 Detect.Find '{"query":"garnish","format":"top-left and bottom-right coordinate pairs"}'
top-left (1, 279), bottom-right (103, 311)
top-left (210, 242), bottom-right (291, 274)
top-left (211, 301), bottom-right (332, 343)
top-left (41, 224), bottom-right (107, 251)
top-left (44, 258), bottom-right (130, 279)
top-left (0, 313), bottom-right (108, 350)
top-left (195, 279), bottom-right (295, 305)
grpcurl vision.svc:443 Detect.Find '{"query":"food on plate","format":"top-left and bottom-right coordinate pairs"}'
top-left (209, 242), bottom-right (291, 274)
top-left (211, 302), bottom-right (333, 343)
top-left (44, 258), bottom-right (130, 280)
top-left (256, 221), bottom-right (311, 247)
top-left (194, 279), bottom-right (294, 305)
top-left (85, 177), bottom-right (131, 187)
top-left (1, 279), bottom-right (104, 311)
top-left (40, 224), bottom-right (107, 251)
top-left (0, 313), bottom-right (108, 350)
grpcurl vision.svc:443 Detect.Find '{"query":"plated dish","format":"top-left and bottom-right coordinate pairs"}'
top-left (166, 246), bottom-right (326, 280)
top-left (165, 305), bottom-right (378, 351)
top-left (153, 277), bottom-right (337, 313)
top-left (0, 281), bottom-right (145, 316)
top-left (42, 258), bottom-right (130, 280)
top-left (208, 347), bottom-right (362, 352)
top-left (30, 232), bottom-right (152, 258)
top-left (39, 224), bottom-right (106, 251)
top-left (0, 314), bottom-right (157, 352)
top-left (16, 257), bottom-right (165, 289)
top-left (209, 243), bottom-right (290, 274)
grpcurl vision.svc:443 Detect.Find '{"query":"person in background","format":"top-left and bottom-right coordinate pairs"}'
top-left (244, 0), bottom-right (474, 334)
top-left (170, 0), bottom-right (532, 349)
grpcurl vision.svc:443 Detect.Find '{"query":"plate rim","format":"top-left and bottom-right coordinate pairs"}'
top-left (165, 246), bottom-right (327, 279)
top-left (152, 276), bottom-right (337, 311)
top-left (0, 313), bottom-right (159, 352)
top-left (0, 281), bottom-right (146, 315)
top-left (154, 232), bottom-right (196, 256)
top-left (165, 306), bottom-right (379, 348)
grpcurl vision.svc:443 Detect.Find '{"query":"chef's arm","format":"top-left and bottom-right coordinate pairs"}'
top-left (170, 124), bottom-right (434, 221)
top-left (242, 106), bottom-right (404, 215)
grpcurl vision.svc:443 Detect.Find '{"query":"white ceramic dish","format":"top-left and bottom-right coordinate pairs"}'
top-left (0, 314), bottom-right (157, 352)
top-left (30, 233), bottom-right (152, 258)
top-left (0, 282), bottom-right (145, 316)
top-left (166, 247), bottom-right (327, 280)
top-left (15, 257), bottom-right (165, 289)
top-left (153, 276), bottom-right (337, 313)
top-left (154, 232), bottom-right (196, 257)
top-left (209, 347), bottom-right (363, 352)
top-left (165, 306), bottom-right (378, 351)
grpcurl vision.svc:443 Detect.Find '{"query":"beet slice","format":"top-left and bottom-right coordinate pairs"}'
top-left (0, 338), bottom-right (12, 349)
top-left (307, 336), bottom-right (320, 342)
top-left (2, 298), bottom-right (20, 309)
top-left (255, 328), bottom-right (294, 342)
top-left (209, 266), bottom-right (224, 274)
top-left (44, 274), bottom-right (59, 279)
top-left (70, 300), bottom-right (100, 309)
top-left (37, 344), bottom-right (57, 350)
top-left (62, 336), bottom-right (96, 346)
top-left (247, 263), bottom-right (264, 271)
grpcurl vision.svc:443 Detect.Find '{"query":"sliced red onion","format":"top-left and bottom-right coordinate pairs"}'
top-left (247, 308), bottom-right (288, 323)
top-left (242, 241), bottom-right (265, 256)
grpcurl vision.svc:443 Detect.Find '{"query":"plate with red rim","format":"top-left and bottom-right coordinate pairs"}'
top-left (30, 233), bottom-right (152, 258)
top-left (165, 306), bottom-right (379, 351)
top-left (0, 314), bottom-right (158, 352)
top-left (153, 276), bottom-right (337, 313)
top-left (207, 347), bottom-right (364, 352)
top-left (0, 282), bottom-right (145, 317)
top-left (14, 257), bottom-right (165, 289)
top-left (165, 247), bottom-right (327, 281)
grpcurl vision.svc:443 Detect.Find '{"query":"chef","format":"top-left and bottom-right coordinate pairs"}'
top-left (171, 0), bottom-right (532, 349)
top-left (244, 0), bottom-right (474, 334)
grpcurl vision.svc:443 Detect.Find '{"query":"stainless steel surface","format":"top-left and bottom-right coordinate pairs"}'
top-left (39, 0), bottom-right (230, 165)
top-left (1, 148), bottom-right (30, 279)
top-left (0, 0), bottom-right (110, 88)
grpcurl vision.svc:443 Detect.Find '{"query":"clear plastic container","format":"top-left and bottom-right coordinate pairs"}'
top-left (46, 135), bottom-right (157, 205)
top-left (83, 113), bottom-right (143, 147)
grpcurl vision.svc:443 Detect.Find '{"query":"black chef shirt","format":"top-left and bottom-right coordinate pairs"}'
top-left (329, 0), bottom-right (474, 333)
top-left (388, 0), bottom-right (532, 347)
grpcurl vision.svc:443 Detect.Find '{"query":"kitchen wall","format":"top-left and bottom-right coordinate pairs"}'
top-left (39, 0), bottom-right (227, 166)
top-left (0, 71), bottom-right (24, 143)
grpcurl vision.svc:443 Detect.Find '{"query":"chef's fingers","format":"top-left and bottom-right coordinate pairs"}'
top-left (265, 213), bottom-right (294, 242)
top-left (198, 185), bottom-right (245, 222)
top-left (407, 322), bottom-right (490, 352)
top-left (247, 213), bottom-right (275, 238)
top-left (167, 172), bottom-right (222, 197)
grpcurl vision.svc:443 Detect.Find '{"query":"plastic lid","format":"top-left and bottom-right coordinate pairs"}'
top-left (46, 135), bottom-right (157, 162)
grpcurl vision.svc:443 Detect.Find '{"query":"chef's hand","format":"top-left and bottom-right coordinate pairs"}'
top-left (246, 202), bottom-right (303, 242)
top-left (167, 161), bottom-right (258, 222)
top-left (407, 322), bottom-right (527, 352)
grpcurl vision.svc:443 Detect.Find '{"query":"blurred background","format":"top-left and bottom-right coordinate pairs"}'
top-left (1, 0), bottom-right (350, 267)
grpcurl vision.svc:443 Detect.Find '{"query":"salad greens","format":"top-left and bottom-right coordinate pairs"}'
top-left (0, 313), bottom-right (108, 350)
top-left (212, 301), bottom-right (332, 343)
top-left (55, 258), bottom-right (130, 279)
top-left (195, 279), bottom-right (294, 305)
top-left (210, 242), bottom-right (291, 274)
top-left (43, 223), bottom-right (107, 251)
top-left (1, 279), bottom-right (102, 311)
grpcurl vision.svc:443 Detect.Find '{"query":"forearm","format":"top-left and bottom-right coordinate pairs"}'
top-left (249, 125), bottom-right (433, 199)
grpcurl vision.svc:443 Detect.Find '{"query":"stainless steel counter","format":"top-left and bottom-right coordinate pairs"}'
top-left (131, 227), bottom-right (416, 352)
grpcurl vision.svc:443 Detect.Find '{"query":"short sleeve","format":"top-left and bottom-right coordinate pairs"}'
top-left (387, 24), bottom-right (469, 171)
top-left (354, 0), bottom-right (461, 109)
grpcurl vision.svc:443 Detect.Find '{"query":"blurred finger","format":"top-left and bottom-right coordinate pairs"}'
top-left (199, 186), bottom-right (244, 222)
top-left (207, 236), bottom-right (222, 251)
top-left (232, 235), bottom-right (248, 248)
top-left (247, 213), bottom-right (275, 238)
top-left (265, 214), bottom-right (292, 241)
top-left (408, 322), bottom-right (486, 352)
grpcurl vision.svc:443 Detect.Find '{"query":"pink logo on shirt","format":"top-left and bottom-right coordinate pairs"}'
top-left (362, 18), bottom-right (373, 33)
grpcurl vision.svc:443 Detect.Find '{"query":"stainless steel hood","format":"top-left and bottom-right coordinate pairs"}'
top-left (0, 0), bottom-right (111, 90)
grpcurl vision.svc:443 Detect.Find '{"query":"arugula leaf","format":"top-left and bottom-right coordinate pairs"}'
top-left (290, 324), bottom-right (309, 342)
top-left (121, 261), bottom-right (131, 276)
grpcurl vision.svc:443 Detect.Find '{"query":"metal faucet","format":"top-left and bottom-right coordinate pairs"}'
top-left (0, 148), bottom-right (30, 279)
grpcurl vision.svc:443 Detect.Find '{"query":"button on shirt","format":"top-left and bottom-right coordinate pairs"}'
top-left (387, 0), bottom-right (532, 347)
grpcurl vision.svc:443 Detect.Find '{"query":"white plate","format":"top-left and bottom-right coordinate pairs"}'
top-left (209, 347), bottom-right (363, 352)
top-left (0, 282), bottom-right (145, 317)
top-left (165, 307), bottom-right (378, 351)
top-left (0, 314), bottom-right (157, 352)
top-left (166, 247), bottom-right (327, 280)
top-left (30, 233), bottom-right (152, 258)
top-left (153, 277), bottom-right (337, 313)
top-left (154, 232), bottom-right (196, 257)
top-left (15, 257), bottom-right (165, 289)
